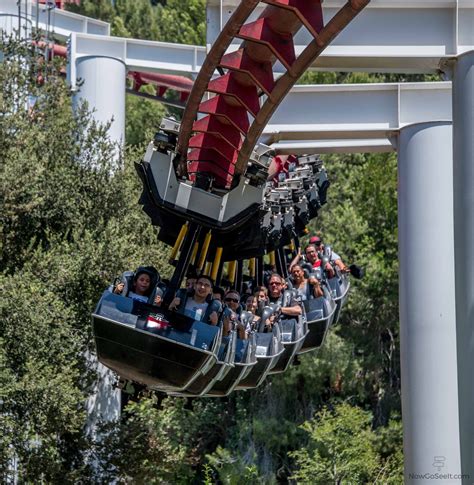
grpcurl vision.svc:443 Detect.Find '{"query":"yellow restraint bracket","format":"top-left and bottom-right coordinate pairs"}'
top-left (268, 251), bottom-right (276, 267)
top-left (227, 260), bottom-right (237, 284)
top-left (169, 222), bottom-right (188, 261)
top-left (248, 258), bottom-right (255, 278)
top-left (211, 247), bottom-right (223, 281)
top-left (197, 231), bottom-right (212, 271)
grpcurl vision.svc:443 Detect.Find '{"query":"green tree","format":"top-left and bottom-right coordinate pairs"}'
top-left (67, 0), bottom-right (206, 45)
top-left (113, 0), bottom-right (161, 40)
top-left (0, 40), bottom-right (120, 272)
top-left (126, 86), bottom-right (166, 146)
top-left (93, 397), bottom-right (196, 483)
top-left (66, 0), bottom-right (115, 24)
top-left (153, 0), bottom-right (206, 45)
top-left (290, 403), bottom-right (402, 484)
top-left (312, 153), bottom-right (401, 424)
top-left (0, 37), bottom-right (171, 481)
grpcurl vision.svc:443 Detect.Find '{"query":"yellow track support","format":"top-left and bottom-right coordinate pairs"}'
top-left (190, 242), bottom-right (200, 266)
top-left (169, 223), bottom-right (188, 261)
top-left (211, 247), bottom-right (223, 281)
top-left (227, 260), bottom-right (237, 284)
top-left (248, 258), bottom-right (255, 278)
top-left (268, 251), bottom-right (276, 267)
top-left (197, 230), bottom-right (212, 271)
top-left (204, 261), bottom-right (212, 275)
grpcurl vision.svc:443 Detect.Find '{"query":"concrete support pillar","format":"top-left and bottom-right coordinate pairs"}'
top-left (73, 55), bottom-right (126, 146)
top-left (398, 122), bottom-right (462, 482)
top-left (73, 55), bottom-right (126, 429)
top-left (452, 50), bottom-right (474, 483)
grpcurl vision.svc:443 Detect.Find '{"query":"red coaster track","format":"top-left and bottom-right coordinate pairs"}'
top-left (177, 0), bottom-right (370, 189)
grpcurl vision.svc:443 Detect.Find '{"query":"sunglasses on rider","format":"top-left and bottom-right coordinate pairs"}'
top-left (225, 297), bottom-right (239, 304)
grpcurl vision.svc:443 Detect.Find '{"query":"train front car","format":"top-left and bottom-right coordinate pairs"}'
top-left (92, 290), bottom-right (221, 393)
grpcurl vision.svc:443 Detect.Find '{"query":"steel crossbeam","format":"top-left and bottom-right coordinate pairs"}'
top-left (262, 81), bottom-right (452, 153)
top-left (208, 0), bottom-right (474, 73)
top-left (0, 0), bottom-right (109, 39)
top-left (67, 33), bottom-right (206, 92)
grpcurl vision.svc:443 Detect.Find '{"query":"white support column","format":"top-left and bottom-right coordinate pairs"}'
top-left (72, 56), bottom-right (126, 429)
top-left (398, 122), bottom-right (462, 483)
top-left (72, 55), bottom-right (126, 146)
top-left (452, 50), bottom-right (474, 483)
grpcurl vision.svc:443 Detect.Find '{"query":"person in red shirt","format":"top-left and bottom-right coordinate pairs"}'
top-left (309, 235), bottom-right (349, 274)
top-left (289, 243), bottom-right (336, 278)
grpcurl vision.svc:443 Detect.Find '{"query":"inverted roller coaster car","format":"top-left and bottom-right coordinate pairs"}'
top-left (93, 273), bottom-right (345, 395)
top-left (91, 0), bottom-right (369, 399)
top-left (299, 287), bottom-right (337, 353)
top-left (327, 270), bottom-right (350, 324)
top-left (168, 332), bottom-right (237, 398)
top-left (93, 291), bottom-right (222, 393)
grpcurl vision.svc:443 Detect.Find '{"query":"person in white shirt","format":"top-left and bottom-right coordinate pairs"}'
top-left (169, 275), bottom-right (219, 325)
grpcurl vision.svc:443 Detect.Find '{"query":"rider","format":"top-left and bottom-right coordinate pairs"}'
top-left (184, 268), bottom-right (198, 292)
top-left (290, 264), bottom-right (324, 300)
top-left (222, 289), bottom-right (244, 338)
top-left (254, 286), bottom-right (269, 304)
top-left (267, 273), bottom-right (302, 317)
top-left (113, 266), bottom-right (162, 305)
top-left (243, 294), bottom-right (275, 335)
top-left (212, 286), bottom-right (225, 302)
top-left (264, 273), bottom-right (302, 333)
top-left (224, 289), bottom-right (242, 315)
top-left (290, 243), bottom-right (335, 278)
top-left (309, 235), bottom-right (349, 274)
top-left (169, 275), bottom-right (220, 325)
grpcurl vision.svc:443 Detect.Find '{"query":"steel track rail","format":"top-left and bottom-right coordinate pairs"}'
top-left (177, 0), bottom-right (370, 189)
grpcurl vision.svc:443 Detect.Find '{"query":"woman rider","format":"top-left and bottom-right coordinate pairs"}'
top-left (113, 267), bottom-right (162, 305)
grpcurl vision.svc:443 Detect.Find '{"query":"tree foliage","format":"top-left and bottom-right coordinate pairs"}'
top-left (125, 86), bottom-right (166, 147)
top-left (94, 397), bottom-right (196, 483)
top-left (67, 0), bottom-right (206, 45)
top-left (0, 37), bottom-right (170, 481)
top-left (290, 403), bottom-right (403, 484)
top-left (312, 153), bottom-right (401, 424)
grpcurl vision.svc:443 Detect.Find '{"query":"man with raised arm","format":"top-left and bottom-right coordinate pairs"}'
top-left (289, 243), bottom-right (335, 278)
top-left (309, 235), bottom-right (349, 274)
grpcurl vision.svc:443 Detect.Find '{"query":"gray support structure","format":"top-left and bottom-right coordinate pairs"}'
top-left (398, 122), bottom-right (462, 482)
top-left (71, 55), bottom-right (126, 146)
top-left (70, 54), bottom-right (126, 430)
top-left (452, 50), bottom-right (474, 483)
